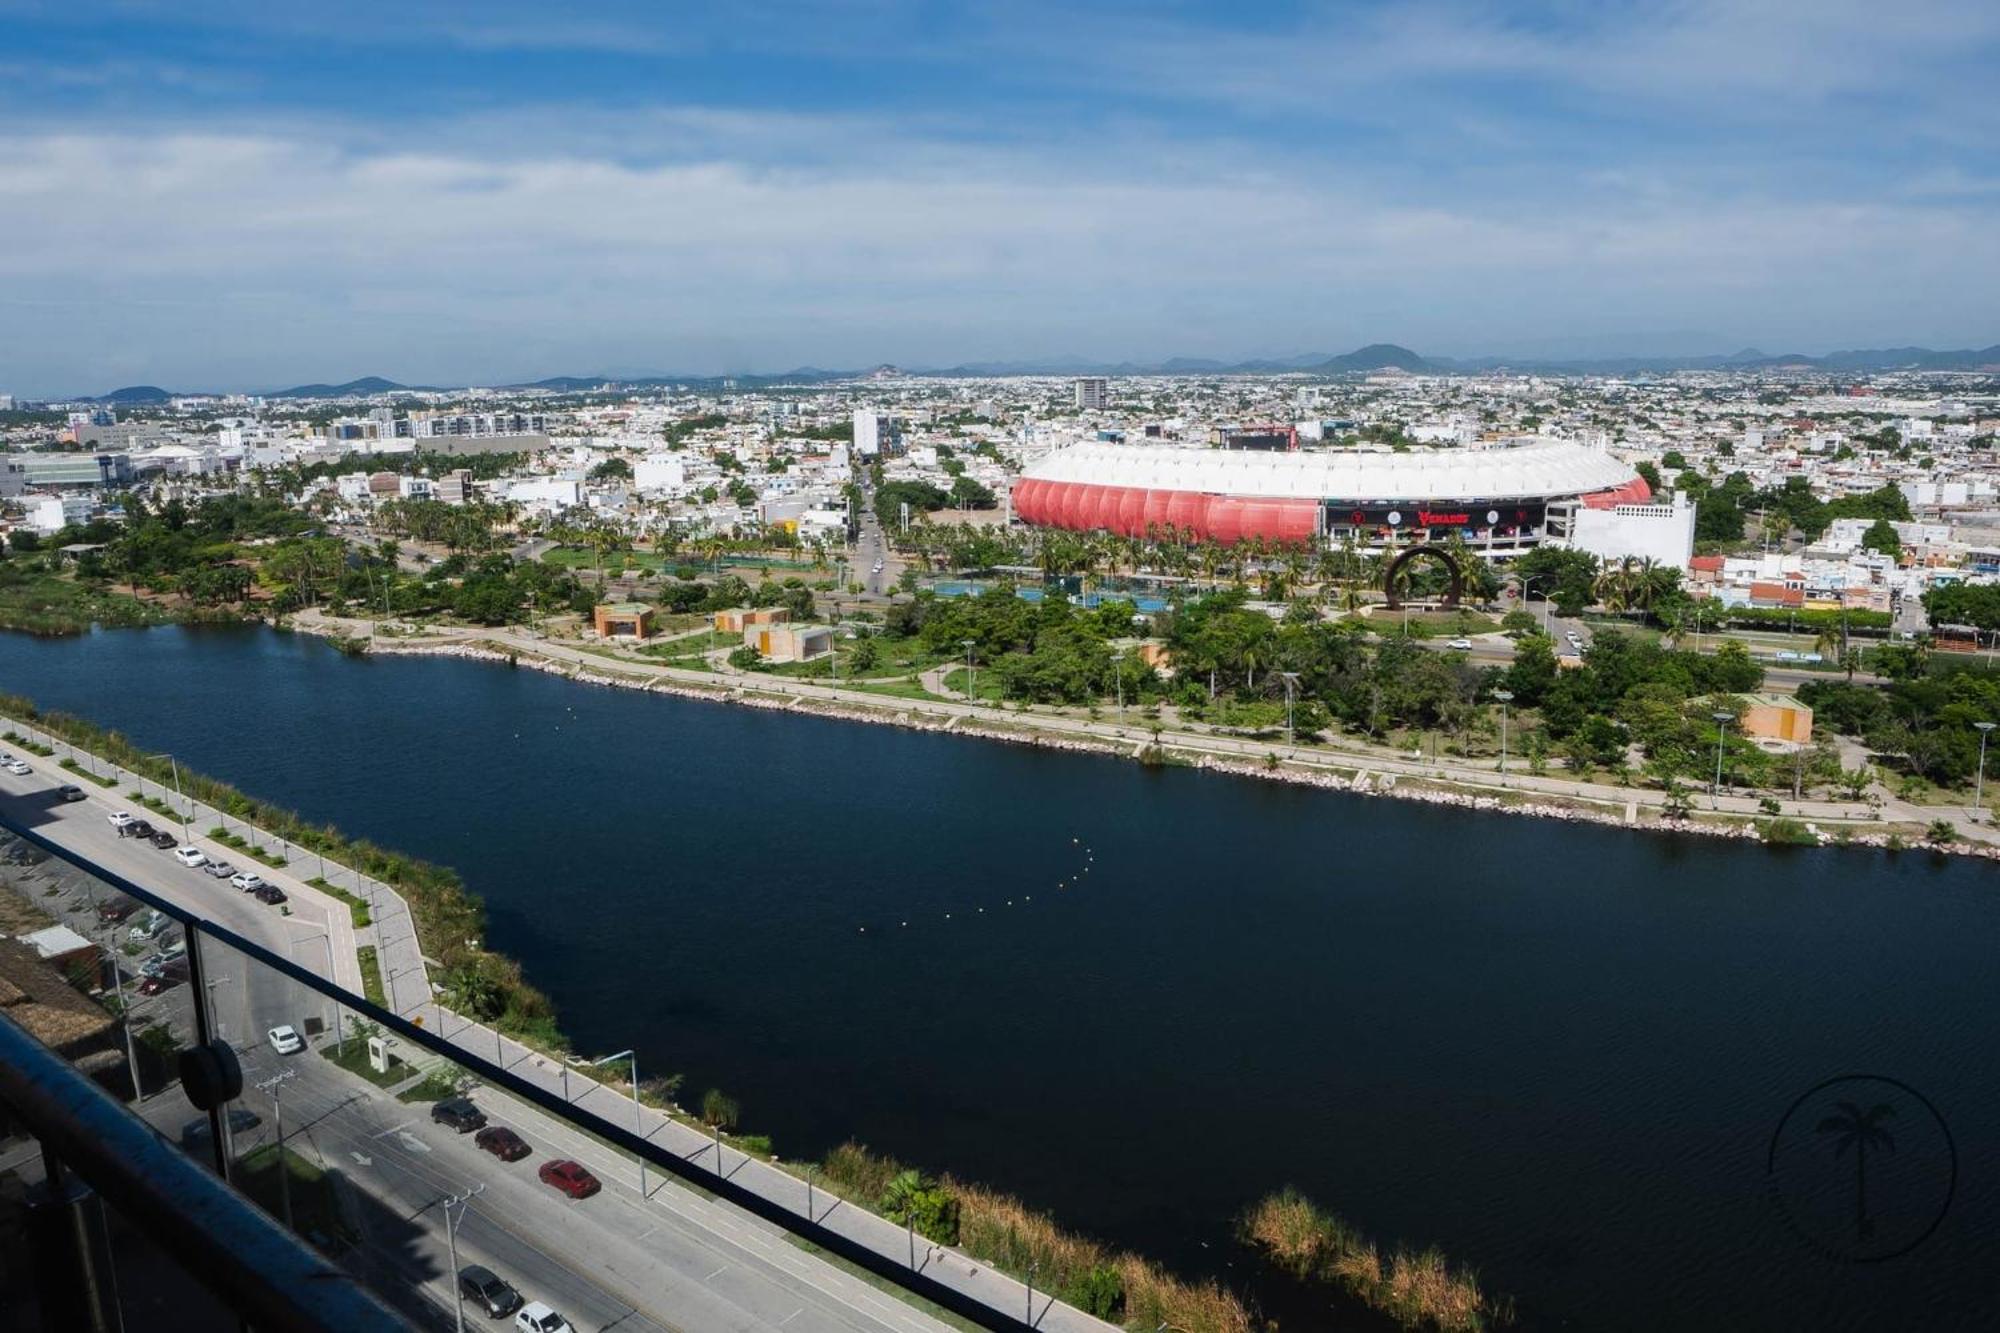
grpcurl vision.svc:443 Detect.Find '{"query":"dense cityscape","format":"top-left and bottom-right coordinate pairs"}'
top-left (4, 3), bottom-right (1999, 1332)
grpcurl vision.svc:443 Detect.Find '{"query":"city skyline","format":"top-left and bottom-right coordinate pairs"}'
top-left (4, 0), bottom-right (1998, 395)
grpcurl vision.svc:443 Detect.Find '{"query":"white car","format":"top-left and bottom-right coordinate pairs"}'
top-left (267, 1025), bottom-right (305, 1056)
top-left (1446, 637), bottom-right (1473, 650)
top-left (3, 760), bottom-right (31, 776)
top-left (229, 872), bottom-right (265, 892)
top-left (172, 846), bottom-right (208, 868)
top-left (515, 1303), bottom-right (576, 1333)
top-left (107, 811), bottom-right (136, 830)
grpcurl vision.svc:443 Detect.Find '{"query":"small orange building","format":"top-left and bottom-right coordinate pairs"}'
top-left (593, 602), bottom-right (656, 639)
top-left (713, 607), bottom-right (789, 634)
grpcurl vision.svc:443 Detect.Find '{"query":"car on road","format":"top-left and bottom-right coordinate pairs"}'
top-left (252, 884), bottom-right (287, 905)
top-left (203, 860), bottom-right (236, 879)
top-left (536, 1159), bottom-right (600, 1199)
top-left (57, 784), bottom-right (85, 802)
top-left (515, 1303), bottom-right (576, 1333)
top-left (457, 1266), bottom-right (523, 1319)
top-left (474, 1125), bottom-right (531, 1161)
top-left (122, 818), bottom-right (155, 840)
top-left (107, 811), bottom-right (136, 830)
top-left (431, 1097), bottom-right (487, 1133)
top-left (266, 1024), bottom-right (304, 1055)
top-left (1446, 637), bottom-right (1473, 650)
top-left (229, 871), bottom-right (264, 892)
top-left (4, 760), bottom-right (32, 776)
top-left (149, 830), bottom-right (178, 849)
top-left (172, 846), bottom-right (208, 868)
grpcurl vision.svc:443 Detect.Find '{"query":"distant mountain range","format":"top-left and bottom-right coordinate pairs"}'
top-left (70, 341), bottom-right (2000, 402)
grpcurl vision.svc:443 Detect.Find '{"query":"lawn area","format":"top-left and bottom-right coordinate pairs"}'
top-left (356, 945), bottom-right (385, 1006)
top-left (940, 665), bottom-right (1009, 702)
top-left (320, 1030), bottom-right (409, 1089)
top-left (851, 677), bottom-right (943, 702)
top-left (236, 1145), bottom-right (355, 1249)
top-left (0, 573), bottom-right (170, 635)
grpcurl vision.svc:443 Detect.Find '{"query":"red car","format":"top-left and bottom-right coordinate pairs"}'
top-left (537, 1159), bottom-right (600, 1199)
top-left (475, 1126), bottom-right (531, 1162)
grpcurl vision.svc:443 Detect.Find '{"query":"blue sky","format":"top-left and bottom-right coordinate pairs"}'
top-left (3, 0), bottom-right (1997, 394)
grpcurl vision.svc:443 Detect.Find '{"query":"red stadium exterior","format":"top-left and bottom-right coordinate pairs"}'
top-left (1012, 441), bottom-right (1648, 549)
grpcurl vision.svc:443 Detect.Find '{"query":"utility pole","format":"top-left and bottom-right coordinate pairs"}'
top-left (438, 1184), bottom-right (483, 1333)
top-left (1711, 710), bottom-right (1733, 806)
top-left (1280, 671), bottom-right (1300, 747)
top-left (1493, 688), bottom-right (1514, 775)
top-left (1975, 722), bottom-right (1995, 820)
top-left (255, 1069), bottom-right (298, 1231)
top-left (961, 638), bottom-right (977, 703)
top-left (145, 751), bottom-right (191, 842)
top-left (104, 937), bottom-right (145, 1100)
top-left (1112, 651), bottom-right (1125, 715)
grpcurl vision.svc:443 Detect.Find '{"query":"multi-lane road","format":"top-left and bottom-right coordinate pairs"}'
top-left (0, 757), bottom-right (954, 1333)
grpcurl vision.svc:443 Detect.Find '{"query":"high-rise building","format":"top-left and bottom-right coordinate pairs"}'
top-left (1074, 377), bottom-right (1108, 411)
top-left (854, 408), bottom-right (901, 457)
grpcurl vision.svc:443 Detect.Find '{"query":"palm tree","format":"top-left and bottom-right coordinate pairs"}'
top-left (1816, 1100), bottom-right (1896, 1242)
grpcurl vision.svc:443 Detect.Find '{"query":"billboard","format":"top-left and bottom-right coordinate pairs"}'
top-left (1323, 499), bottom-right (1546, 534)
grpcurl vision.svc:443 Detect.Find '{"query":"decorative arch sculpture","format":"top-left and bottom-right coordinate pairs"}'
top-left (1382, 543), bottom-right (1465, 611)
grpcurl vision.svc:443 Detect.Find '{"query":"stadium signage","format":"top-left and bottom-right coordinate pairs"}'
top-left (1325, 500), bottom-right (1545, 531)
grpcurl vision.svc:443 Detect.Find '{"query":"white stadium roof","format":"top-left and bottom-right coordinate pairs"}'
top-left (1021, 438), bottom-right (1637, 501)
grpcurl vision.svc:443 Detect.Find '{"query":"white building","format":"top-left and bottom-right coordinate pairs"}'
top-left (1559, 491), bottom-right (1697, 571)
top-left (1074, 377), bottom-right (1108, 411)
top-left (24, 493), bottom-right (94, 534)
top-left (634, 454), bottom-right (688, 493)
top-left (507, 477), bottom-right (583, 510)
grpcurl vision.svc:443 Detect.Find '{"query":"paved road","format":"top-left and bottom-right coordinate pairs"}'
top-left (0, 753), bottom-right (959, 1333)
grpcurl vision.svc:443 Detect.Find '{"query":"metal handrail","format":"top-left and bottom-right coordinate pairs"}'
top-left (0, 1006), bottom-right (410, 1331)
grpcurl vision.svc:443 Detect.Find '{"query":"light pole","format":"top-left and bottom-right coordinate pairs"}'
top-left (437, 1184), bottom-right (483, 1333)
top-left (292, 929), bottom-right (342, 1049)
top-left (1975, 721), bottom-right (1996, 819)
top-left (1492, 689), bottom-right (1514, 775)
top-left (144, 751), bottom-right (191, 842)
top-left (1279, 671), bottom-right (1300, 746)
top-left (960, 638), bottom-right (977, 703)
top-left (1711, 710), bottom-right (1733, 806)
top-left (103, 934), bottom-right (145, 1100)
top-left (1112, 650), bottom-right (1125, 716)
top-left (255, 1069), bottom-right (297, 1231)
top-left (595, 1049), bottom-right (648, 1198)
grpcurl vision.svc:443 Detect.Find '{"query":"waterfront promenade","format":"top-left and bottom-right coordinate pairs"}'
top-left (0, 709), bottom-right (1121, 1333)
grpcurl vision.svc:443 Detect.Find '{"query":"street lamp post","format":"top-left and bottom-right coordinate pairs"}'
top-left (1711, 710), bottom-right (1733, 806)
top-left (293, 930), bottom-right (343, 1048)
top-left (1112, 651), bottom-right (1125, 716)
top-left (1280, 671), bottom-right (1300, 747)
top-left (1492, 689), bottom-right (1514, 775)
top-left (595, 1049), bottom-right (648, 1198)
top-left (960, 638), bottom-right (977, 703)
top-left (1974, 721), bottom-right (1996, 819)
top-left (144, 751), bottom-right (191, 842)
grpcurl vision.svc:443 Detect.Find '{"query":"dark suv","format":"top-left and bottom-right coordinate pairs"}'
top-left (123, 819), bottom-right (154, 840)
top-left (457, 1265), bottom-right (522, 1318)
top-left (149, 830), bottom-right (177, 849)
top-left (431, 1096), bottom-right (487, 1133)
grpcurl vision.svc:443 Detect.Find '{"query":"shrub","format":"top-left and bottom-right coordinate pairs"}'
top-left (700, 1087), bottom-right (740, 1130)
top-left (879, 1169), bottom-right (961, 1245)
top-left (1757, 817), bottom-right (1819, 846)
top-left (1926, 819), bottom-right (1959, 846)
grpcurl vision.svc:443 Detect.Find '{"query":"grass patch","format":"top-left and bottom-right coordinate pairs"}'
top-left (319, 1030), bottom-right (408, 1089)
top-left (1242, 1187), bottom-right (1509, 1332)
top-left (309, 877), bottom-right (373, 928)
top-left (396, 1068), bottom-right (463, 1104)
top-left (235, 1144), bottom-right (354, 1249)
top-left (205, 827), bottom-right (288, 867)
top-left (59, 758), bottom-right (119, 787)
top-left (356, 945), bottom-right (385, 1007)
top-left (3, 731), bottom-right (56, 757)
top-left (0, 573), bottom-right (170, 636)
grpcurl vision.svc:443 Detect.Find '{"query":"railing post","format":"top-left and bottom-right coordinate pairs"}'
top-left (182, 920), bottom-right (232, 1181)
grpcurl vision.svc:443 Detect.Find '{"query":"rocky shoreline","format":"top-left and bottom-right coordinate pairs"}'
top-left (310, 626), bottom-right (1997, 862)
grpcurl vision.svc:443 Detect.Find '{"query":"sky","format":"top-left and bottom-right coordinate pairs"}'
top-left (2, 0), bottom-right (1998, 395)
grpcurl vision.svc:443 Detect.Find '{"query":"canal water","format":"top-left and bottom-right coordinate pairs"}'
top-left (3, 625), bottom-right (1995, 1330)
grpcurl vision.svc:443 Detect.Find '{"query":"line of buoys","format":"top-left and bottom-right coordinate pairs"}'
top-left (858, 836), bottom-right (1093, 934)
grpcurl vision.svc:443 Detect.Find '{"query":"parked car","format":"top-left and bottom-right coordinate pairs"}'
top-left (203, 860), bottom-right (237, 879)
top-left (230, 872), bottom-right (264, 892)
top-left (172, 846), bottom-right (208, 868)
top-left (96, 900), bottom-right (137, 924)
top-left (536, 1160), bottom-right (600, 1199)
top-left (4, 760), bottom-right (32, 776)
top-left (149, 830), bottom-right (178, 849)
top-left (431, 1097), bottom-right (487, 1134)
top-left (124, 819), bottom-right (155, 840)
top-left (137, 960), bottom-right (187, 995)
top-left (56, 784), bottom-right (85, 802)
top-left (127, 910), bottom-right (170, 943)
top-left (253, 884), bottom-right (287, 905)
top-left (515, 1303), bottom-right (576, 1333)
top-left (107, 811), bottom-right (135, 830)
top-left (475, 1126), bottom-right (531, 1162)
top-left (457, 1266), bottom-right (523, 1319)
top-left (266, 1025), bottom-right (304, 1055)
